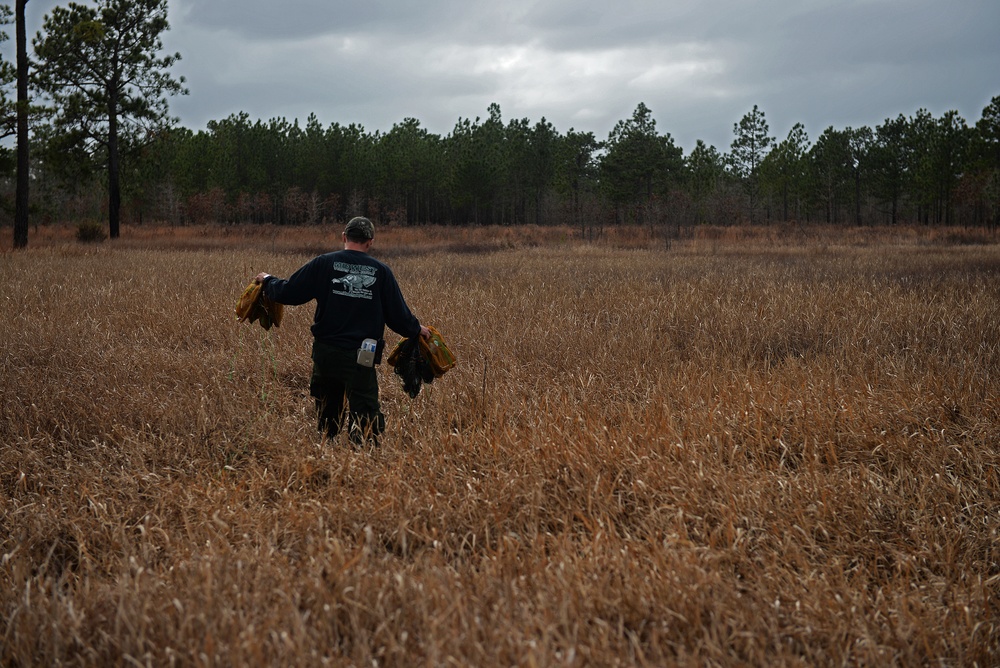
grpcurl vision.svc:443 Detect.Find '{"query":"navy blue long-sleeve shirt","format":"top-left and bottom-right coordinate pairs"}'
top-left (262, 249), bottom-right (421, 349)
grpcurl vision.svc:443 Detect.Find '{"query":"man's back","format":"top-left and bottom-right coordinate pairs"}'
top-left (264, 248), bottom-right (421, 349)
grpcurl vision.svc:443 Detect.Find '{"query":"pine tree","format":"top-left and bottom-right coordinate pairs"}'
top-left (33, 0), bottom-right (186, 238)
top-left (729, 105), bottom-right (774, 224)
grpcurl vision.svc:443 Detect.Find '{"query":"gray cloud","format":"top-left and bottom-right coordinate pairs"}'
top-left (16, 0), bottom-right (1000, 152)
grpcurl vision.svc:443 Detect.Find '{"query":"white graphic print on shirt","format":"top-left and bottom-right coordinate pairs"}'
top-left (331, 262), bottom-right (377, 299)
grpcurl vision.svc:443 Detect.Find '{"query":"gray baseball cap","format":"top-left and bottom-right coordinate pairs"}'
top-left (344, 216), bottom-right (375, 240)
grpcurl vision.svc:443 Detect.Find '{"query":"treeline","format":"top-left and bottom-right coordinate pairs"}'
top-left (2, 0), bottom-right (998, 235)
top-left (36, 97), bottom-right (998, 233)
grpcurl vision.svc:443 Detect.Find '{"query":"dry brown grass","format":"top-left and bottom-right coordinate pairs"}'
top-left (2, 224), bottom-right (998, 666)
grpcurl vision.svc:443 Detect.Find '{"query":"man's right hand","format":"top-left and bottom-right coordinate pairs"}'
top-left (254, 272), bottom-right (271, 284)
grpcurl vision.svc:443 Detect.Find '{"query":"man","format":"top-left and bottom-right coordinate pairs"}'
top-left (254, 217), bottom-right (430, 446)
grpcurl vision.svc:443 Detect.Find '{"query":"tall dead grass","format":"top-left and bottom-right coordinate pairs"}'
top-left (1, 225), bottom-right (998, 666)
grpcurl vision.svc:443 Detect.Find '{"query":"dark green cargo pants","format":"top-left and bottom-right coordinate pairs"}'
top-left (310, 340), bottom-right (385, 445)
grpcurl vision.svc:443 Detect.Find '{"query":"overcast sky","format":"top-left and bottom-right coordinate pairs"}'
top-left (17, 0), bottom-right (1000, 153)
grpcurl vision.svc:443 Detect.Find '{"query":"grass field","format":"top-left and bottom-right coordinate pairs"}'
top-left (2, 223), bottom-right (998, 666)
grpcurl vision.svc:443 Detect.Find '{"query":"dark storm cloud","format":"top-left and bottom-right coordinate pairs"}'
top-left (178, 2), bottom-right (409, 39)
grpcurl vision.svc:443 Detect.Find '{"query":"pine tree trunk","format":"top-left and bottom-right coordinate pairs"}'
top-left (108, 96), bottom-right (121, 239)
top-left (13, 0), bottom-right (29, 249)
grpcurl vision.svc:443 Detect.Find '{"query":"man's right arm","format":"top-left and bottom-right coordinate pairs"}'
top-left (256, 259), bottom-right (322, 306)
